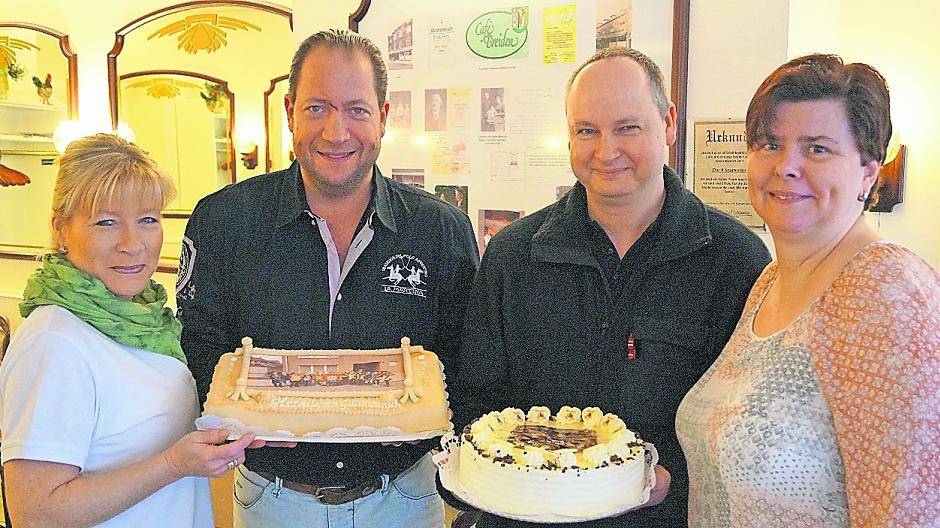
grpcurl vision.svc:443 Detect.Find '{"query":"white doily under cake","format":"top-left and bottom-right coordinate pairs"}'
top-left (433, 431), bottom-right (659, 523)
top-left (195, 413), bottom-right (451, 443)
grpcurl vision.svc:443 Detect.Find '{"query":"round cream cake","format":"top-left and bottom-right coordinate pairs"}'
top-left (457, 406), bottom-right (647, 518)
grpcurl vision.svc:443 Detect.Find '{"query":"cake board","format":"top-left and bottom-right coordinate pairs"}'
top-left (196, 413), bottom-right (451, 443)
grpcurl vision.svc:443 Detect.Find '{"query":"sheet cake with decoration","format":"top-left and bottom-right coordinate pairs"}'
top-left (198, 336), bottom-right (451, 440)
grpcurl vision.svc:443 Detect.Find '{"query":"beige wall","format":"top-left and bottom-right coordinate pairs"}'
top-left (788, 0), bottom-right (940, 268)
top-left (686, 0), bottom-right (791, 255)
top-left (687, 0), bottom-right (940, 266)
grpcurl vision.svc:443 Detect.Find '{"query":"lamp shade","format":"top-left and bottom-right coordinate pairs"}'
top-left (52, 121), bottom-right (92, 153)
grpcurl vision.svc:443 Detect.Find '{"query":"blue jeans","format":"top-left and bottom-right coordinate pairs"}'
top-left (232, 452), bottom-right (444, 528)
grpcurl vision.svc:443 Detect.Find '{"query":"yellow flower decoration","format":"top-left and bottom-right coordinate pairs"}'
top-left (0, 36), bottom-right (40, 70)
top-left (601, 413), bottom-right (626, 435)
top-left (500, 407), bottom-right (526, 427)
top-left (126, 78), bottom-right (201, 100)
top-left (147, 13), bottom-right (261, 54)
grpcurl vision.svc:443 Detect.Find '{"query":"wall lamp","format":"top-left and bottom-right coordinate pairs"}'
top-left (866, 133), bottom-right (906, 213)
top-left (239, 141), bottom-right (258, 170)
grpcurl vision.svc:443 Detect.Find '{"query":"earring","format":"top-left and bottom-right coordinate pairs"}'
top-left (58, 246), bottom-right (68, 255)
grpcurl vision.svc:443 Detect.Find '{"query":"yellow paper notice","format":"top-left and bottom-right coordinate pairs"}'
top-left (543, 5), bottom-right (576, 64)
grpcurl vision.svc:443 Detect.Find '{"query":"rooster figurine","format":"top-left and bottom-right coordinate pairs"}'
top-left (32, 74), bottom-right (52, 105)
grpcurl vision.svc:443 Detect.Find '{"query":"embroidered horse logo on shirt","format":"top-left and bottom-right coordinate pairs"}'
top-left (381, 254), bottom-right (428, 298)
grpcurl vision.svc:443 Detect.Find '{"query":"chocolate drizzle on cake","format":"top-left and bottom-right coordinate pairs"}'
top-left (507, 424), bottom-right (598, 451)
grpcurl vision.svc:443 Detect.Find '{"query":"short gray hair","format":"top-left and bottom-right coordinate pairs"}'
top-left (566, 47), bottom-right (670, 117)
top-left (288, 29), bottom-right (388, 108)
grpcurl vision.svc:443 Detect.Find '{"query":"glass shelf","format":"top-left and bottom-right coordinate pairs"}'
top-left (0, 100), bottom-right (67, 112)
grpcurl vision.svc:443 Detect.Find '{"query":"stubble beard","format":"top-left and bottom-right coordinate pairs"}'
top-left (302, 141), bottom-right (379, 199)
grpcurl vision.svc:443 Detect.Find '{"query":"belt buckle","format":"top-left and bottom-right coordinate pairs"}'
top-left (313, 485), bottom-right (347, 505)
top-left (315, 479), bottom-right (381, 505)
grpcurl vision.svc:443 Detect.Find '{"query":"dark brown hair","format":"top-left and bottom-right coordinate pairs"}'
top-left (287, 28), bottom-right (388, 108)
top-left (746, 54), bottom-right (891, 166)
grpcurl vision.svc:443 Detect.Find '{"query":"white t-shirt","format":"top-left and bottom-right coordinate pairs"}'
top-left (0, 305), bottom-right (213, 528)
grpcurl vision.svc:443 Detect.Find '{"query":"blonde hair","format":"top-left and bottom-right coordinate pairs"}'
top-left (51, 134), bottom-right (176, 248)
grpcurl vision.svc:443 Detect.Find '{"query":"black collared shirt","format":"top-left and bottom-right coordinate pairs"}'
top-left (177, 162), bottom-right (479, 485)
top-left (584, 210), bottom-right (662, 304)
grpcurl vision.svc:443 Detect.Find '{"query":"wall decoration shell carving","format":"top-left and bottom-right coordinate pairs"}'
top-left (126, 77), bottom-right (200, 99)
top-left (147, 13), bottom-right (261, 54)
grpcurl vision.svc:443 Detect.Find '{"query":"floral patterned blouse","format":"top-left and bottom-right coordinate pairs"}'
top-left (676, 242), bottom-right (939, 527)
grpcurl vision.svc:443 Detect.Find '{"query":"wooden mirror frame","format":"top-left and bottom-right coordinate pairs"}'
top-left (106, 2), bottom-right (292, 273)
top-left (107, 0), bottom-right (293, 129)
top-left (0, 22), bottom-right (79, 262)
top-left (263, 73), bottom-right (288, 173)
top-left (348, 0), bottom-right (371, 32)
top-left (0, 22), bottom-right (78, 118)
top-left (118, 69), bottom-right (237, 218)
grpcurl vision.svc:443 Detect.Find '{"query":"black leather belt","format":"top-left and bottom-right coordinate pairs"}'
top-left (254, 470), bottom-right (396, 505)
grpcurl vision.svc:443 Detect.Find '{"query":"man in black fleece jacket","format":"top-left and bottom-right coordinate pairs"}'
top-left (445, 47), bottom-right (770, 528)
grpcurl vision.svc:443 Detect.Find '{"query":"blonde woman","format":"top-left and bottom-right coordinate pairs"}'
top-left (0, 134), bottom-right (261, 527)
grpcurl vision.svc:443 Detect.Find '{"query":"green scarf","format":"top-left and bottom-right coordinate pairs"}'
top-left (19, 253), bottom-right (186, 364)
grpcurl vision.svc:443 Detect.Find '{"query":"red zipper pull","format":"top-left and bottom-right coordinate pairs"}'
top-left (627, 334), bottom-right (636, 360)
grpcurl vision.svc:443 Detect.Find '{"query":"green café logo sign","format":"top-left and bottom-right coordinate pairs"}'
top-left (466, 7), bottom-right (529, 59)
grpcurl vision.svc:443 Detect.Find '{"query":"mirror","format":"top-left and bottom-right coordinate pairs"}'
top-left (0, 23), bottom-right (77, 260)
top-left (264, 75), bottom-right (290, 172)
top-left (119, 71), bottom-right (234, 216)
top-left (108, 2), bottom-right (293, 269)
